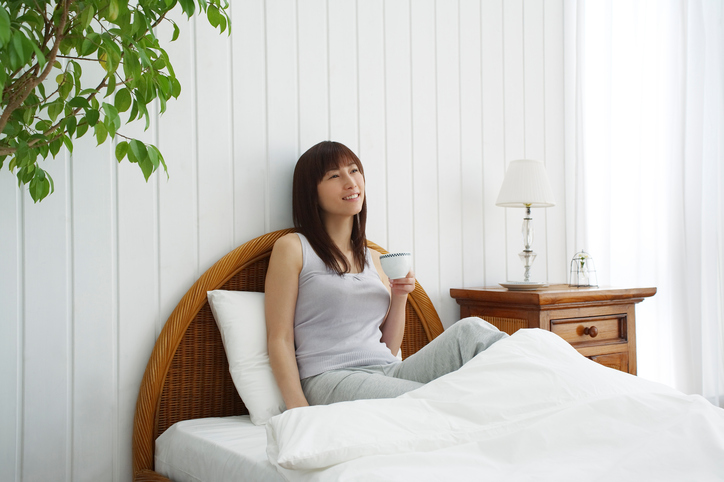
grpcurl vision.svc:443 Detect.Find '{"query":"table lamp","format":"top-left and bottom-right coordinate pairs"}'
top-left (496, 159), bottom-right (555, 287)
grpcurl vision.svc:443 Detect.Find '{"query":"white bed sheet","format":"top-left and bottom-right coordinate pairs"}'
top-left (155, 415), bottom-right (284, 482)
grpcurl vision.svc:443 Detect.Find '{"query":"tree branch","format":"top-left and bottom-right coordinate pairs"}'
top-left (0, 1), bottom-right (72, 138)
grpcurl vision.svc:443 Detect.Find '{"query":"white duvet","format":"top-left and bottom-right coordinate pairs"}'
top-left (266, 329), bottom-right (724, 482)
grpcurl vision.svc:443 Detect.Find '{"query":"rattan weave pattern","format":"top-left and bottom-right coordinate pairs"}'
top-left (132, 230), bottom-right (444, 480)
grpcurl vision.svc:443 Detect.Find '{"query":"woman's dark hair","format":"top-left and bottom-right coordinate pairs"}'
top-left (293, 141), bottom-right (367, 275)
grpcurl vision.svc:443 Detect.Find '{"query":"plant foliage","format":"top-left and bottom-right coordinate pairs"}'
top-left (0, 0), bottom-right (230, 202)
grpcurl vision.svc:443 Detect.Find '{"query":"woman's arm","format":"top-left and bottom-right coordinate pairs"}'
top-left (371, 250), bottom-right (416, 356)
top-left (265, 233), bottom-right (309, 409)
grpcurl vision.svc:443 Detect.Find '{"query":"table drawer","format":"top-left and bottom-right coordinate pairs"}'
top-left (550, 315), bottom-right (627, 347)
top-left (589, 352), bottom-right (629, 372)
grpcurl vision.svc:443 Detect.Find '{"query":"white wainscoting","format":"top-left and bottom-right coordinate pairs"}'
top-left (0, 1), bottom-right (566, 480)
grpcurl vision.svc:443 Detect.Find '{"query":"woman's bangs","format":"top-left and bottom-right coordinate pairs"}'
top-left (316, 149), bottom-right (363, 182)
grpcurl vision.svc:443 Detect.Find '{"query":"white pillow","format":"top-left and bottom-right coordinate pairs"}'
top-left (207, 290), bottom-right (285, 425)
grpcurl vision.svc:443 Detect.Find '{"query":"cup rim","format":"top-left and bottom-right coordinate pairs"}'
top-left (379, 252), bottom-right (411, 259)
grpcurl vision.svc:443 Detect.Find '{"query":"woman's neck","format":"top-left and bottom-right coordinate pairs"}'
top-left (323, 215), bottom-right (354, 252)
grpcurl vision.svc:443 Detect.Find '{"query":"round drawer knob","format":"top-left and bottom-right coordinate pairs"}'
top-left (584, 326), bottom-right (599, 338)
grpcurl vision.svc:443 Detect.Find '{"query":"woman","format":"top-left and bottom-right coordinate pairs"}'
top-left (265, 141), bottom-right (506, 409)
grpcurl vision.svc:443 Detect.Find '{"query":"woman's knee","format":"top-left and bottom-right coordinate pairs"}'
top-left (454, 317), bottom-right (508, 351)
top-left (456, 316), bottom-right (504, 335)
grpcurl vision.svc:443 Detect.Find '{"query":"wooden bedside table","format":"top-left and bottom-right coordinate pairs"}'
top-left (449, 285), bottom-right (656, 375)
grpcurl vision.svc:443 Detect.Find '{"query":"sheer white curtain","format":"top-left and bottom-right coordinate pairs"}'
top-left (564, 0), bottom-right (724, 406)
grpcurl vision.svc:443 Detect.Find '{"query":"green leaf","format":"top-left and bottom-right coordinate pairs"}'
top-left (95, 122), bottom-right (108, 145)
top-left (19, 165), bottom-right (35, 186)
top-left (82, 5), bottom-right (95, 30)
top-left (22, 107), bottom-right (34, 125)
top-left (127, 101), bottom-right (138, 123)
top-left (85, 108), bottom-right (100, 126)
top-left (171, 78), bottom-right (181, 98)
top-left (147, 143), bottom-right (160, 168)
top-left (138, 157), bottom-right (154, 181)
top-left (98, 50), bottom-right (108, 72)
top-left (76, 122), bottom-right (89, 138)
top-left (102, 103), bottom-right (121, 135)
top-left (115, 141), bottom-right (129, 162)
top-left (179, 0), bottom-right (195, 17)
top-left (105, 73), bottom-right (116, 97)
top-left (81, 34), bottom-right (100, 56)
top-left (29, 168), bottom-right (51, 203)
top-left (12, 31), bottom-right (26, 66)
top-left (134, 42), bottom-right (152, 68)
top-left (114, 88), bottom-right (132, 112)
top-left (207, 5), bottom-right (222, 28)
top-left (49, 138), bottom-right (62, 157)
top-left (171, 22), bottom-right (180, 42)
top-left (0, 7), bottom-right (10, 48)
top-left (130, 140), bottom-right (147, 162)
top-left (28, 40), bottom-right (47, 70)
top-left (108, 0), bottom-right (120, 21)
top-left (62, 135), bottom-right (73, 153)
top-left (66, 116), bottom-right (77, 138)
top-left (68, 96), bottom-right (90, 109)
top-left (48, 100), bottom-right (64, 122)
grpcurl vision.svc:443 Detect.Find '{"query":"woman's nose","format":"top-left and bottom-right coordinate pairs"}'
top-left (343, 173), bottom-right (357, 188)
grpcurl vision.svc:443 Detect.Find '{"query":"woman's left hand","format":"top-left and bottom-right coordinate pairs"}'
top-left (389, 271), bottom-right (415, 297)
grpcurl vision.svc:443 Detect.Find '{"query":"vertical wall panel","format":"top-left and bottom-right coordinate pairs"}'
top-left (116, 111), bottom-right (159, 482)
top-left (70, 135), bottom-right (116, 482)
top-left (157, 10), bottom-right (201, 324)
top-left (436, 0), bottom-right (464, 325)
top-left (384, 0), bottom-right (414, 254)
top-left (544, 0), bottom-right (568, 283)
top-left (267, 0), bottom-right (299, 231)
top-left (297, 0), bottom-right (329, 153)
top-left (0, 3), bottom-right (568, 479)
top-left (481, 0), bottom-right (507, 286)
top-left (410, 0), bottom-right (441, 317)
top-left (460, 0), bottom-right (485, 289)
top-left (196, 19), bottom-right (235, 271)
top-left (0, 177), bottom-right (20, 482)
top-left (231, 0), bottom-right (269, 243)
top-left (22, 159), bottom-right (70, 481)
top-left (329, 0), bottom-right (360, 150)
top-left (357, 0), bottom-right (388, 243)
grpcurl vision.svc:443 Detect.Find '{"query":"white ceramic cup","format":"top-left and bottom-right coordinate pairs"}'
top-left (379, 252), bottom-right (412, 280)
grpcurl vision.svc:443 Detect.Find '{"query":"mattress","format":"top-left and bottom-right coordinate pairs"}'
top-left (155, 415), bottom-right (284, 482)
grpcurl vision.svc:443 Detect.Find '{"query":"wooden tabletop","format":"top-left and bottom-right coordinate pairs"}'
top-left (449, 284), bottom-right (657, 306)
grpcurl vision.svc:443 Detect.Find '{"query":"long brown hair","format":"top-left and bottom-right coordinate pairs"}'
top-left (292, 141), bottom-right (368, 275)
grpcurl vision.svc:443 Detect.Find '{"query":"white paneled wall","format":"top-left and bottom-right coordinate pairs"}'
top-left (0, 1), bottom-right (566, 480)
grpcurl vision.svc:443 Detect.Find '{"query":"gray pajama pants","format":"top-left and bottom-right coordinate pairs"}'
top-left (300, 317), bottom-right (508, 405)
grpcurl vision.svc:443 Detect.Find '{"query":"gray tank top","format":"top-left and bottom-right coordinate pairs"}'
top-left (294, 233), bottom-right (398, 379)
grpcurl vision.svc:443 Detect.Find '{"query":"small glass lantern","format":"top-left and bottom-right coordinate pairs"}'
top-left (569, 250), bottom-right (598, 287)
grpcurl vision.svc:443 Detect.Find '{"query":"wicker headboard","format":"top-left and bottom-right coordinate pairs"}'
top-left (131, 229), bottom-right (445, 481)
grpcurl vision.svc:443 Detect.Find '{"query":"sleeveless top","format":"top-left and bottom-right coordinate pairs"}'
top-left (294, 233), bottom-right (399, 379)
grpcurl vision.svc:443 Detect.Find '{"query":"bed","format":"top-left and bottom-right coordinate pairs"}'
top-left (133, 229), bottom-right (724, 482)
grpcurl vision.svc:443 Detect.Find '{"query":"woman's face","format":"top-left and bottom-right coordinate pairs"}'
top-left (317, 161), bottom-right (365, 219)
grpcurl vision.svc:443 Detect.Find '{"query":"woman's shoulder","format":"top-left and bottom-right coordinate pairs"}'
top-left (270, 233), bottom-right (303, 267)
top-left (276, 231), bottom-right (301, 245)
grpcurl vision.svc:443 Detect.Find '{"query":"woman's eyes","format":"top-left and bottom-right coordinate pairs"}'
top-left (327, 168), bottom-right (358, 180)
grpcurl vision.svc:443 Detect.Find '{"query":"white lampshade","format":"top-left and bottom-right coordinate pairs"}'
top-left (496, 159), bottom-right (556, 208)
